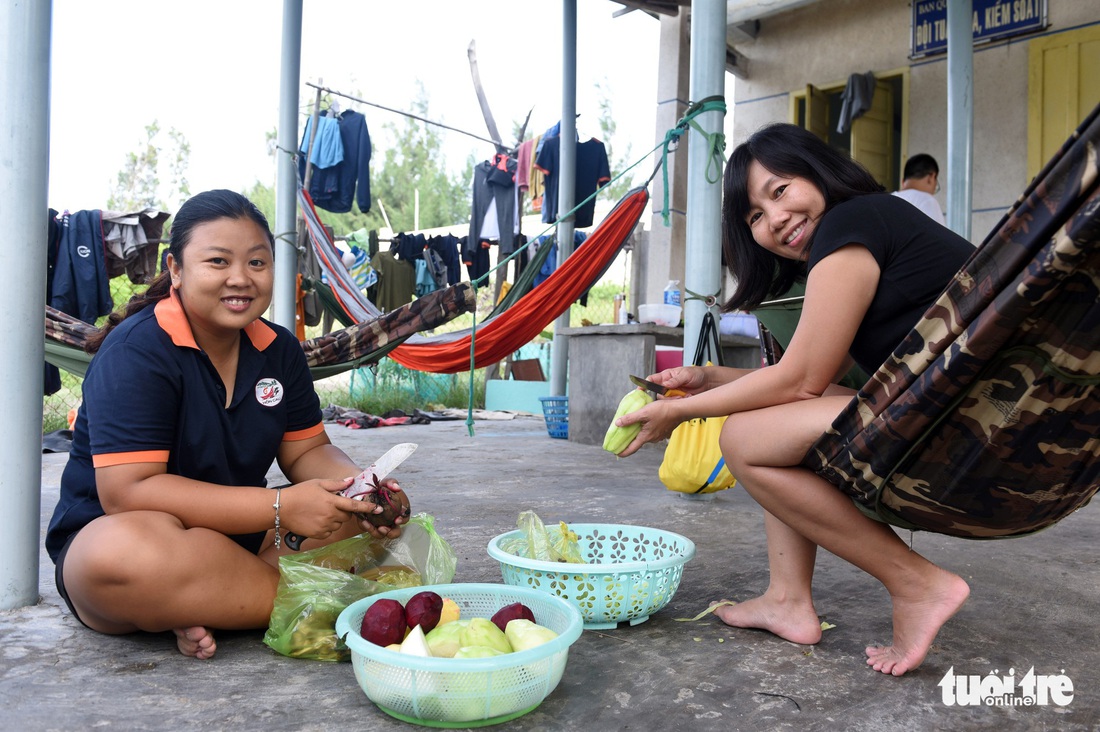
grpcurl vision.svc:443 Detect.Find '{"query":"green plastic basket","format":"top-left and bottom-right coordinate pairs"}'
top-left (336, 583), bottom-right (583, 727)
top-left (487, 523), bottom-right (696, 630)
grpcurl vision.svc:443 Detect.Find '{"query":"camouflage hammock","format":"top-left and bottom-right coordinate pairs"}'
top-left (803, 103), bottom-right (1100, 539)
top-left (43, 281), bottom-right (475, 381)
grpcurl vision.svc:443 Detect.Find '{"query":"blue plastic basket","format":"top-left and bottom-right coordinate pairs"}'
top-left (487, 524), bottom-right (696, 630)
top-left (538, 396), bottom-right (569, 439)
top-left (336, 583), bottom-right (583, 727)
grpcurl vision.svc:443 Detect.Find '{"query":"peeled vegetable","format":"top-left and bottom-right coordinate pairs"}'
top-left (438, 597), bottom-right (461, 626)
top-left (490, 602), bottom-right (535, 633)
top-left (460, 617), bottom-right (513, 654)
top-left (360, 598), bottom-right (407, 647)
top-left (602, 389), bottom-right (654, 454)
top-left (425, 619), bottom-right (469, 658)
top-left (405, 591), bottom-right (444, 633)
top-left (399, 623), bottom-right (433, 657)
top-left (454, 646), bottom-right (506, 659)
top-left (503, 619), bottom-right (559, 652)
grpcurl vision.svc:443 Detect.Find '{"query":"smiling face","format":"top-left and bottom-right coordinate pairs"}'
top-left (743, 160), bottom-right (827, 261)
top-left (167, 216), bottom-right (274, 349)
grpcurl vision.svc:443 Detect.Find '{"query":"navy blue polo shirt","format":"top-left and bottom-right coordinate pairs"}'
top-left (46, 291), bottom-right (323, 562)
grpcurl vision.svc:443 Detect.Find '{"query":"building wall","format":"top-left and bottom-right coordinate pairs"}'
top-left (730, 0), bottom-right (1099, 244)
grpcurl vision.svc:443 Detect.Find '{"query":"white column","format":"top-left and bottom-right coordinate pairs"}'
top-left (946, 0), bottom-right (974, 240)
top-left (549, 0), bottom-right (578, 396)
top-left (273, 0), bottom-right (303, 330)
top-left (683, 0), bottom-right (727, 364)
top-left (0, 0), bottom-right (51, 609)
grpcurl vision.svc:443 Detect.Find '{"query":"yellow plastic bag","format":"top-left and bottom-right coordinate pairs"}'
top-left (658, 415), bottom-right (736, 494)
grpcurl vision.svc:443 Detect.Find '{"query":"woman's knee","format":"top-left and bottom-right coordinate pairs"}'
top-left (65, 512), bottom-right (190, 587)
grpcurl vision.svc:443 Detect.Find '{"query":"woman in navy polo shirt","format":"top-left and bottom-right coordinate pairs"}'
top-left (46, 189), bottom-right (408, 660)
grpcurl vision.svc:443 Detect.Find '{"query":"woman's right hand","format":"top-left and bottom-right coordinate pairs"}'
top-left (281, 478), bottom-right (367, 540)
top-left (647, 365), bottom-right (709, 396)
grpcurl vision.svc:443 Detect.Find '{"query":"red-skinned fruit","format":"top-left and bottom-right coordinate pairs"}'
top-left (360, 598), bottom-right (407, 646)
top-left (404, 591), bottom-right (444, 633)
top-left (490, 602), bottom-right (536, 632)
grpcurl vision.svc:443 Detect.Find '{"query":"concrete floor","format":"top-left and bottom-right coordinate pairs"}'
top-left (4, 416), bottom-right (1099, 731)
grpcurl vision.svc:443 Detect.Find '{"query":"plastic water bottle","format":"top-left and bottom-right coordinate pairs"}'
top-left (663, 280), bottom-right (681, 307)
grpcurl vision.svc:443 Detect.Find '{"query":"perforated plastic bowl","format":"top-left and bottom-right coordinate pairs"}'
top-left (487, 523), bottom-right (696, 630)
top-left (336, 583), bottom-right (583, 727)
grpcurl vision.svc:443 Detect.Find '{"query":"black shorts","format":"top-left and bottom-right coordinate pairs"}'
top-left (54, 531), bottom-right (92, 630)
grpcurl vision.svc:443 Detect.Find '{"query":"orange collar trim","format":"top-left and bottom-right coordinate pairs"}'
top-left (154, 289), bottom-right (277, 352)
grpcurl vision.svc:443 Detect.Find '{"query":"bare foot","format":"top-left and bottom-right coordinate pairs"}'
top-left (865, 569), bottom-right (970, 676)
top-left (174, 626), bottom-right (217, 660)
top-left (712, 594), bottom-right (823, 646)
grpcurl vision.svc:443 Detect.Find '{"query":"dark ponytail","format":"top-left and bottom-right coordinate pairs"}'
top-left (84, 189), bottom-right (274, 354)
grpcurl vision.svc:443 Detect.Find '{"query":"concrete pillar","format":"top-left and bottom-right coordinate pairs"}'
top-left (1, 0), bottom-right (51, 610)
top-left (273, 0), bottom-right (303, 331)
top-left (683, 0), bottom-right (726, 364)
top-left (641, 12), bottom-right (691, 313)
top-left (946, 0), bottom-right (974, 240)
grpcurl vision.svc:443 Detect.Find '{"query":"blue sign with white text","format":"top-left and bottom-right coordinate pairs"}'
top-left (912, 0), bottom-right (1047, 58)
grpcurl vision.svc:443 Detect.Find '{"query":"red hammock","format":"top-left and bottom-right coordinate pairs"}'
top-left (388, 187), bottom-right (649, 374)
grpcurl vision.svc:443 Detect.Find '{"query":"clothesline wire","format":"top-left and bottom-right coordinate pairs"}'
top-left (305, 81), bottom-right (507, 150)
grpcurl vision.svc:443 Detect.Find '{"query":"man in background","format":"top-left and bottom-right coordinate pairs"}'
top-left (893, 154), bottom-right (945, 225)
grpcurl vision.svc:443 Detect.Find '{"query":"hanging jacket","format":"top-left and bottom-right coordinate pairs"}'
top-left (302, 109), bottom-right (372, 214)
top-left (50, 209), bottom-right (112, 325)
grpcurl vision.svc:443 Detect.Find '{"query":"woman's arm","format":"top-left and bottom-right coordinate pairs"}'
top-left (278, 431), bottom-right (409, 538)
top-left (93, 432), bottom-right (391, 540)
top-left (616, 244), bottom-right (879, 455)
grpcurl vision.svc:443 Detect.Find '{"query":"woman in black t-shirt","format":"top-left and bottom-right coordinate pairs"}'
top-left (615, 123), bottom-right (973, 677)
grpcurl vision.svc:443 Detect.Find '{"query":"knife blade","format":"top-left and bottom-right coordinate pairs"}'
top-left (340, 442), bottom-right (418, 501)
top-left (629, 375), bottom-right (687, 398)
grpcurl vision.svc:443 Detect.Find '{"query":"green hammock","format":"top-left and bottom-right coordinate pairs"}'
top-left (43, 281), bottom-right (475, 381)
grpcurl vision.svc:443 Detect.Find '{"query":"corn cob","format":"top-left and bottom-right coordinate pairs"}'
top-left (602, 389), bottom-right (655, 454)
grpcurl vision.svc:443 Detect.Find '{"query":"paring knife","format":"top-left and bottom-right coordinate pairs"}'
top-left (340, 442), bottom-right (418, 501)
top-left (629, 374), bottom-right (687, 398)
top-left (282, 442), bottom-right (419, 551)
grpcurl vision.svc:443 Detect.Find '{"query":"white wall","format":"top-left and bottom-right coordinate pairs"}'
top-left (729, 0), bottom-right (1099, 244)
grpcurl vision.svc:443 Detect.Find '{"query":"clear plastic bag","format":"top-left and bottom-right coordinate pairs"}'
top-left (499, 510), bottom-right (585, 564)
top-left (263, 514), bottom-right (456, 661)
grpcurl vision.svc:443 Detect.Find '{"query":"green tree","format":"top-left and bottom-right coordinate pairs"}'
top-left (364, 86), bottom-right (470, 232)
top-left (595, 79), bottom-right (635, 201)
top-left (260, 87), bottom-right (471, 238)
top-left (108, 120), bottom-right (191, 212)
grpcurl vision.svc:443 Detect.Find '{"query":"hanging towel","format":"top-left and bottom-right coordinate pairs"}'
top-left (836, 71), bottom-right (877, 134)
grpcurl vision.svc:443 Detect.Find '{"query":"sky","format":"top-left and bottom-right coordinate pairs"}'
top-left (47, 0), bottom-right (663, 212)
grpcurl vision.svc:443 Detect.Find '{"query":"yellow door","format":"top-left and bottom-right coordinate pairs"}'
top-left (851, 81), bottom-right (894, 188)
top-left (806, 84), bottom-right (829, 142)
top-left (1028, 25), bottom-right (1100, 179)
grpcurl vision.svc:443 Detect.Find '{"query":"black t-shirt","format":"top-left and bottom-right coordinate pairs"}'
top-left (807, 194), bottom-right (973, 374)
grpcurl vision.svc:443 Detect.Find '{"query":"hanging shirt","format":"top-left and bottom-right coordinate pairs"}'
top-left (299, 113), bottom-right (345, 169)
top-left (535, 137), bottom-right (611, 228)
top-left (468, 155), bottom-right (519, 256)
top-left (300, 109), bottom-right (372, 215)
top-left (370, 250), bottom-right (416, 313)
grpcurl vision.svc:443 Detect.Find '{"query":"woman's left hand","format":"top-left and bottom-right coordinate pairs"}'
top-left (613, 398), bottom-right (683, 457)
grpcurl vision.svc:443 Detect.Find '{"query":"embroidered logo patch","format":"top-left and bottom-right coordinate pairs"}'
top-left (255, 378), bottom-right (283, 407)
